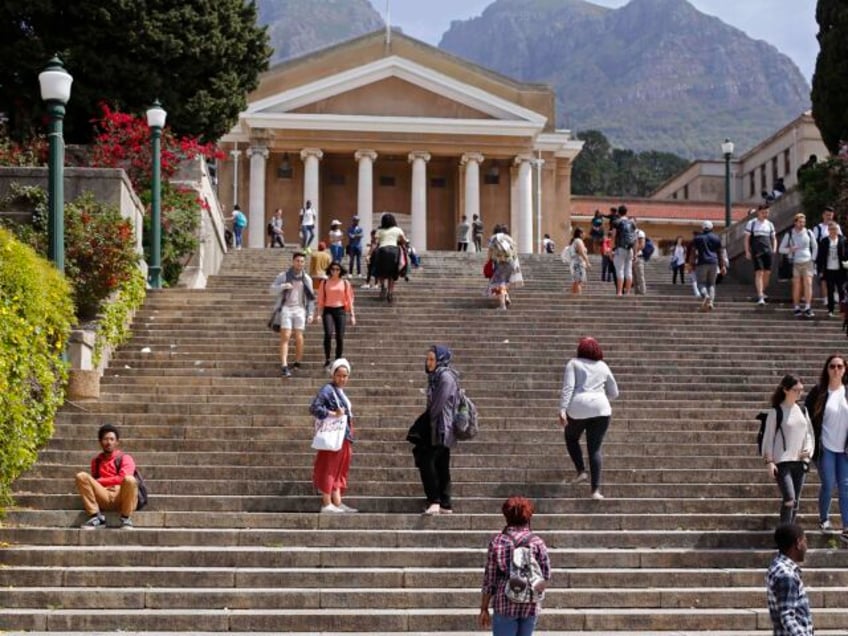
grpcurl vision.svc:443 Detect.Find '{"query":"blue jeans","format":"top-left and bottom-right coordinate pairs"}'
top-left (492, 613), bottom-right (538, 636)
top-left (330, 244), bottom-right (344, 262)
top-left (301, 224), bottom-right (315, 248)
top-left (233, 226), bottom-right (244, 248)
top-left (817, 447), bottom-right (848, 526)
top-left (348, 247), bottom-right (362, 275)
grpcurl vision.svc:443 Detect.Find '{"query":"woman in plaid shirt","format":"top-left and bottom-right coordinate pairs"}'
top-left (478, 496), bottom-right (551, 635)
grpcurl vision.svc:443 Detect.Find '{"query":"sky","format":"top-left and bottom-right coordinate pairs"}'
top-left (369, 0), bottom-right (819, 82)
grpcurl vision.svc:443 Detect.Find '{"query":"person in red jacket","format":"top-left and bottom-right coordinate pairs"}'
top-left (75, 424), bottom-right (139, 529)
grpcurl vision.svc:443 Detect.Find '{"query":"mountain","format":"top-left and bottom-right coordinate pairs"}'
top-left (257, 0), bottom-right (384, 65)
top-left (256, 0), bottom-right (811, 159)
top-left (439, 0), bottom-right (811, 158)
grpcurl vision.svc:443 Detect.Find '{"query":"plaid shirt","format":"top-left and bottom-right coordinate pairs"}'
top-left (481, 526), bottom-right (551, 618)
top-left (766, 553), bottom-right (814, 636)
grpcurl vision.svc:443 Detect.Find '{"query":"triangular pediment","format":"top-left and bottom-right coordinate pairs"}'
top-left (246, 56), bottom-right (547, 126)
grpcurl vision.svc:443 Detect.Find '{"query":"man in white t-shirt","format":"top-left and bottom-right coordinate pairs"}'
top-left (813, 205), bottom-right (842, 304)
top-left (744, 203), bottom-right (778, 306)
top-left (299, 201), bottom-right (317, 249)
top-left (779, 213), bottom-right (818, 318)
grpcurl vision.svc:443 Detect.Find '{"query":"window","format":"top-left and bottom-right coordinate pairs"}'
top-left (683, 184), bottom-right (689, 200)
top-left (771, 157), bottom-right (778, 183)
top-left (379, 176), bottom-right (395, 187)
top-left (672, 191), bottom-right (678, 200)
top-left (784, 149), bottom-right (791, 176)
top-left (430, 177), bottom-right (446, 188)
top-left (761, 165), bottom-right (767, 191)
top-left (749, 172), bottom-right (756, 197)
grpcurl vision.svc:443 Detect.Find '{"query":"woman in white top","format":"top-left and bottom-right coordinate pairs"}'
top-left (373, 213), bottom-right (407, 304)
top-left (562, 228), bottom-right (590, 295)
top-left (670, 235), bottom-right (686, 284)
top-left (805, 354), bottom-right (848, 540)
top-left (558, 337), bottom-right (619, 499)
top-left (328, 220), bottom-right (345, 263)
top-left (762, 374), bottom-right (814, 525)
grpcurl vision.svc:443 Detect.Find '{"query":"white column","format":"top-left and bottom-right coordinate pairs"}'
top-left (300, 148), bottom-right (323, 235)
top-left (230, 149), bottom-right (241, 209)
top-left (355, 150), bottom-right (378, 243)
top-left (514, 155), bottom-right (533, 254)
top-left (461, 152), bottom-right (484, 233)
top-left (246, 145), bottom-right (268, 249)
top-left (408, 151), bottom-right (431, 251)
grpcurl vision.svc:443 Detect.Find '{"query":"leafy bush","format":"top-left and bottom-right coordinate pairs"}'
top-left (93, 267), bottom-right (146, 367)
top-left (142, 184), bottom-right (201, 287)
top-left (799, 157), bottom-right (848, 224)
top-left (0, 227), bottom-right (74, 509)
top-left (64, 193), bottom-right (140, 319)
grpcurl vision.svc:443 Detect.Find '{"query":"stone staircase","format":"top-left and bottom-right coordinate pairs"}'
top-left (2, 248), bottom-right (848, 635)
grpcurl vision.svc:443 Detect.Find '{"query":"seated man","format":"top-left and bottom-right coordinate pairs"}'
top-left (75, 423), bottom-right (138, 529)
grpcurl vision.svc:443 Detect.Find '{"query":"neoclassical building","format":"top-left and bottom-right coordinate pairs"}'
top-left (219, 29), bottom-right (582, 252)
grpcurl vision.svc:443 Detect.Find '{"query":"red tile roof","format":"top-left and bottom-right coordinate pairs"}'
top-left (571, 196), bottom-right (750, 225)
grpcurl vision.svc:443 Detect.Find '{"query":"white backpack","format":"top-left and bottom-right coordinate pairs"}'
top-left (504, 532), bottom-right (545, 604)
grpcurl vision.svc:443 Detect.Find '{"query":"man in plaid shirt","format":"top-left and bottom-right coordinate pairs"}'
top-left (766, 523), bottom-right (813, 636)
top-left (478, 496), bottom-right (551, 635)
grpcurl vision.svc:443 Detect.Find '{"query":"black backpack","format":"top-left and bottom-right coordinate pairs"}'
top-left (755, 405), bottom-right (807, 456)
top-left (94, 452), bottom-right (149, 510)
top-left (617, 219), bottom-right (637, 249)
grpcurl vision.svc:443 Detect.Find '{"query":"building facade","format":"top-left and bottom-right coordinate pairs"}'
top-left (218, 30), bottom-right (582, 252)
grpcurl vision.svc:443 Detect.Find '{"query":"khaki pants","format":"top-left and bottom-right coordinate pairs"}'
top-left (75, 472), bottom-right (138, 517)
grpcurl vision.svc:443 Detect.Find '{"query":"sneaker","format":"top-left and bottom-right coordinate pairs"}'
top-left (793, 306), bottom-right (803, 317)
top-left (591, 491), bottom-right (605, 500)
top-left (292, 361), bottom-right (302, 369)
top-left (323, 359), bottom-right (332, 370)
top-left (422, 503), bottom-right (441, 516)
top-left (81, 514), bottom-right (106, 529)
top-left (360, 283), bottom-right (371, 289)
top-left (820, 520), bottom-right (836, 533)
top-left (828, 311), bottom-right (836, 318)
top-left (120, 516), bottom-right (134, 529)
top-left (439, 507), bottom-right (453, 514)
top-left (337, 503), bottom-right (358, 513)
top-left (757, 297), bottom-right (766, 306)
top-left (281, 365), bottom-right (292, 378)
top-left (570, 472), bottom-right (589, 485)
top-left (320, 504), bottom-right (344, 514)
top-left (804, 308), bottom-right (815, 319)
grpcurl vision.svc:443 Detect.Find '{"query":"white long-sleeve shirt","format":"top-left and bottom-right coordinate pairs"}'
top-left (559, 358), bottom-right (619, 419)
top-left (778, 228), bottom-right (817, 264)
top-left (762, 403), bottom-right (814, 463)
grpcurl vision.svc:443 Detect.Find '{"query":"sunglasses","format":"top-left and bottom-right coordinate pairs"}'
top-left (829, 363), bottom-right (845, 370)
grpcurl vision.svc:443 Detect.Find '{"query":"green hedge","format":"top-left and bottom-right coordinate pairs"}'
top-left (0, 227), bottom-right (74, 509)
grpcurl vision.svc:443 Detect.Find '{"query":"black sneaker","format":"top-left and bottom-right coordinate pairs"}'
top-left (292, 361), bottom-right (302, 370)
top-left (323, 359), bottom-right (331, 370)
top-left (281, 365), bottom-right (292, 378)
top-left (81, 514), bottom-right (106, 529)
top-left (804, 308), bottom-right (815, 319)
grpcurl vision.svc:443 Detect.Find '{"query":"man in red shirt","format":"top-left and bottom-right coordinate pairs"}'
top-left (75, 424), bottom-right (139, 529)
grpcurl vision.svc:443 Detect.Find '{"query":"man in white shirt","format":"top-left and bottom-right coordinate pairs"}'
top-left (745, 203), bottom-right (778, 306)
top-left (779, 213), bottom-right (818, 318)
top-left (299, 201), bottom-right (317, 249)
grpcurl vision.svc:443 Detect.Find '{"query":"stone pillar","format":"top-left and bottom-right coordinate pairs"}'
top-left (300, 148), bottom-right (323, 236)
top-left (461, 152), bottom-right (484, 228)
top-left (355, 150), bottom-right (378, 243)
top-left (246, 145), bottom-right (268, 249)
top-left (230, 149), bottom-right (241, 210)
top-left (408, 151), bottom-right (431, 251)
top-left (514, 155), bottom-right (533, 253)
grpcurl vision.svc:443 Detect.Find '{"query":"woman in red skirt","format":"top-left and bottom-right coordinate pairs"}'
top-left (310, 358), bottom-right (357, 513)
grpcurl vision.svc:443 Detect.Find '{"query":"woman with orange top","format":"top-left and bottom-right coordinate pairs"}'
top-left (318, 262), bottom-right (355, 369)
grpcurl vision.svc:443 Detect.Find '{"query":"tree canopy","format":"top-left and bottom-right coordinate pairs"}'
top-left (0, 0), bottom-right (271, 143)
top-left (812, 0), bottom-right (848, 154)
top-left (571, 130), bottom-right (690, 198)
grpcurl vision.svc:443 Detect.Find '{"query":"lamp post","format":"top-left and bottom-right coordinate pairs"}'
top-left (38, 56), bottom-right (73, 273)
top-left (722, 138), bottom-right (734, 230)
top-left (146, 100), bottom-right (167, 289)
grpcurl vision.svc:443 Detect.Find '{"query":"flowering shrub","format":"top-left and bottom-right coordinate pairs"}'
top-left (156, 185), bottom-right (201, 287)
top-left (0, 123), bottom-right (48, 167)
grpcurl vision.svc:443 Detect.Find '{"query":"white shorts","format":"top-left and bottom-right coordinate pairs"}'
top-left (280, 306), bottom-right (306, 331)
top-left (613, 247), bottom-right (633, 281)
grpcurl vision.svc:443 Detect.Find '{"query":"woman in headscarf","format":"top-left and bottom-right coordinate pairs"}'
top-left (558, 337), bottom-right (619, 500)
top-left (310, 358), bottom-right (357, 513)
top-left (413, 345), bottom-right (459, 515)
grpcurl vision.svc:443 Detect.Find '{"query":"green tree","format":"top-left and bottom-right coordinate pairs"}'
top-left (0, 0), bottom-right (270, 143)
top-left (812, 0), bottom-right (848, 153)
top-left (571, 130), bottom-right (615, 196)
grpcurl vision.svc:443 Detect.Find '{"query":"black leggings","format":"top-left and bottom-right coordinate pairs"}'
top-left (413, 445), bottom-right (452, 510)
top-left (564, 415), bottom-right (611, 491)
top-left (321, 307), bottom-right (346, 362)
top-left (824, 269), bottom-right (846, 313)
top-left (672, 263), bottom-right (685, 284)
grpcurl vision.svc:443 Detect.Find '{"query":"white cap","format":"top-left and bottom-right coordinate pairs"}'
top-left (331, 219), bottom-right (341, 226)
top-left (702, 220), bottom-right (714, 231)
top-left (330, 358), bottom-right (350, 375)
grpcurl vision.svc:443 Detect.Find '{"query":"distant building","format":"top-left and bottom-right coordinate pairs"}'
top-left (218, 29), bottom-right (583, 251)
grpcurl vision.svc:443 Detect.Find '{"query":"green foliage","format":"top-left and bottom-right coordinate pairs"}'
top-left (0, 0), bottom-right (271, 143)
top-left (92, 268), bottom-right (146, 367)
top-left (64, 193), bottom-right (139, 319)
top-left (0, 183), bottom-right (49, 254)
top-left (800, 157), bottom-right (848, 226)
top-left (572, 130), bottom-right (690, 197)
top-left (812, 0), bottom-right (848, 154)
top-left (0, 227), bottom-right (74, 509)
top-left (141, 185), bottom-right (201, 287)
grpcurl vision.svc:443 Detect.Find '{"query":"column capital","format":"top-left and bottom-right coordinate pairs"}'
top-left (408, 150), bottom-right (431, 164)
top-left (300, 148), bottom-right (324, 161)
top-left (355, 149), bottom-right (378, 162)
top-left (461, 152), bottom-right (485, 166)
top-left (246, 146), bottom-right (268, 159)
top-left (229, 149), bottom-right (242, 159)
top-left (514, 154), bottom-right (534, 166)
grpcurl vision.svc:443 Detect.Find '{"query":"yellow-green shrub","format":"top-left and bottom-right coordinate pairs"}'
top-left (0, 227), bottom-right (74, 509)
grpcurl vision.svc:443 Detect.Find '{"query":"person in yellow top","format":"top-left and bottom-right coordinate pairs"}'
top-left (309, 242), bottom-right (333, 294)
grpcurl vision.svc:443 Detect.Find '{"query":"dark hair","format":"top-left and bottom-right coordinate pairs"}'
top-left (771, 373), bottom-right (801, 408)
top-left (576, 336), bottom-right (603, 361)
top-left (675, 235), bottom-right (683, 245)
top-left (774, 523), bottom-right (804, 554)
top-left (502, 496), bottom-right (534, 526)
top-left (98, 423), bottom-right (120, 441)
top-left (571, 227), bottom-right (584, 242)
top-left (617, 205), bottom-right (628, 216)
top-left (325, 262), bottom-right (347, 277)
top-left (812, 354), bottom-right (848, 420)
top-left (380, 213), bottom-right (397, 229)
top-left (493, 224), bottom-right (508, 235)
top-left (292, 251), bottom-right (306, 261)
